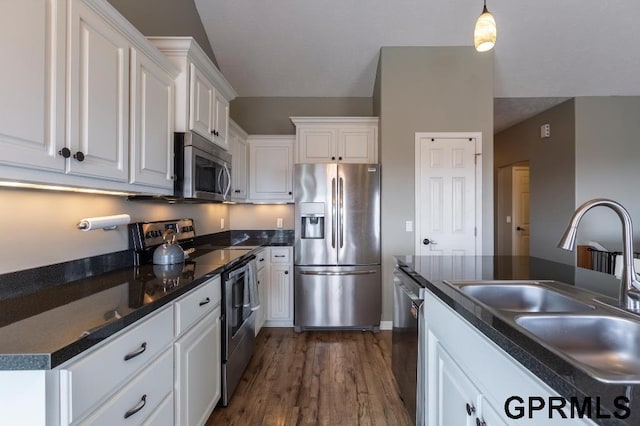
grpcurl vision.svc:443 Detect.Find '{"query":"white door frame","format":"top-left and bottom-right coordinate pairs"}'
top-left (414, 132), bottom-right (483, 256)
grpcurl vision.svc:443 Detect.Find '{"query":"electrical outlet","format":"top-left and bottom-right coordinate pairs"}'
top-left (276, 218), bottom-right (283, 229)
top-left (405, 221), bottom-right (413, 232)
top-left (540, 124), bottom-right (551, 138)
top-left (220, 218), bottom-right (225, 229)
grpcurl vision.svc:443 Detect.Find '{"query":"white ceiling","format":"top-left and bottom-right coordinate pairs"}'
top-left (194, 0), bottom-right (640, 131)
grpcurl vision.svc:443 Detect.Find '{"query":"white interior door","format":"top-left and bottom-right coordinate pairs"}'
top-left (512, 166), bottom-right (530, 256)
top-left (415, 133), bottom-right (482, 256)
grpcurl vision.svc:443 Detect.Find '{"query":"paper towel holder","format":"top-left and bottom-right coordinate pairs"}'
top-left (77, 214), bottom-right (131, 231)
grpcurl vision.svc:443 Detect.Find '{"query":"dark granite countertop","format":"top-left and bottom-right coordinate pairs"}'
top-left (395, 255), bottom-right (639, 425)
top-left (0, 229), bottom-right (293, 371)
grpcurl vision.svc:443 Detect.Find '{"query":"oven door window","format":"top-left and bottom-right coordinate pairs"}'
top-left (230, 270), bottom-right (252, 337)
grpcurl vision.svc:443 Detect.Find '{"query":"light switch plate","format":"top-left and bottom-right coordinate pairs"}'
top-left (276, 218), bottom-right (283, 229)
top-left (405, 221), bottom-right (413, 232)
top-left (220, 218), bottom-right (225, 229)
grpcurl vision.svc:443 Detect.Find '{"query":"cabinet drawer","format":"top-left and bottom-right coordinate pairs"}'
top-left (175, 275), bottom-right (221, 335)
top-left (142, 392), bottom-right (174, 426)
top-left (76, 349), bottom-right (173, 425)
top-left (270, 247), bottom-right (290, 263)
top-left (61, 306), bottom-right (174, 422)
top-left (255, 249), bottom-right (268, 271)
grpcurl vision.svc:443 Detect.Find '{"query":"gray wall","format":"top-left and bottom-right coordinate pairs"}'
top-left (107, 0), bottom-right (218, 67)
top-left (495, 97), bottom-right (640, 263)
top-left (230, 97), bottom-right (373, 134)
top-left (378, 46), bottom-right (494, 321)
top-left (574, 97), bottom-right (640, 250)
top-left (494, 99), bottom-right (576, 264)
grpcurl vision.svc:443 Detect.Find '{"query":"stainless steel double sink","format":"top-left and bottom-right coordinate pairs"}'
top-left (444, 280), bottom-right (640, 383)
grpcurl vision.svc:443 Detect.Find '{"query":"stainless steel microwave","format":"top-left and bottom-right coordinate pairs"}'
top-left (174, 132), bottom-right (232, 202)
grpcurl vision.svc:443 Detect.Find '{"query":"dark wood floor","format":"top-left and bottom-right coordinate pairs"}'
top-left (207, 328), bottom-right (413, 426)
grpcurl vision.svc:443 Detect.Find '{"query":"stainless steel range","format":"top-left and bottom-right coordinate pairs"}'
top-left (129, 219), bottom-right (259, 407)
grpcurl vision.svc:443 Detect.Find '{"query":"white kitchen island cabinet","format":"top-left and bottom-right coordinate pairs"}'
top-left (0, 0), bottom-right (178, 195)
top-left (424, 291), bottom-right (596, 426)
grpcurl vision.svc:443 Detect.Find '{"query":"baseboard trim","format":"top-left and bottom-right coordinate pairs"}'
top-left (380, 321), bottom-right (392, 330)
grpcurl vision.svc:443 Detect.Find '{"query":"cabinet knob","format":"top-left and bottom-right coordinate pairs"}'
top-left (73, 151), bottom-right (85, 162)
top-left (58, 147), bottom-right (71, 158)
top-left (476, 418), bottom-right (486, 426)
top-left (331, 156), bottom-right (336, 160)
top-left (338, 156), bottom-right (343, 161)
top-left (284, 270), bottom-right (289, 275)
top-left (466, 403), bottom-right (476, 416)
top-left (288, 191), bottom-right (292, 195)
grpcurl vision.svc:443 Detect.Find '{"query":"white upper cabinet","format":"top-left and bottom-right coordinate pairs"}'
top-left (213, 91), bottom-right (230, 150)
top-left (67, 0), bottom-right (130, 182)
top-left (129, 47), bottom-right (175, 190)
top-left (0, 0), bottom-right (66, 172)
top-left (189, 64), bottom-right (215, 140)
top-left (290, 117), bottom-right (379, 164)
top-left (229, 119), bottom-right (248, 201)
top-left (0, 0), bottom-right (179, 195)
top-left (149, 37), bottom-right (237, 151)
top-left (248, 136), bottom-right (294, 202)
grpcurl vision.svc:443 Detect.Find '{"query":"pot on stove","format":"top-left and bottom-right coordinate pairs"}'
top-left (153, 230), bottom-right (185, 265)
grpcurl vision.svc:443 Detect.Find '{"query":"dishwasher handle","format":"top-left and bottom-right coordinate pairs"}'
top-left (395, 274), bottom-right (424, 304)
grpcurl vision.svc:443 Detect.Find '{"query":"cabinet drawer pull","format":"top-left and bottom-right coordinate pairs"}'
top-left (476, 418), bottom-right (486, 426)
top-left (123, 342), bottom-right (147, 361)
top-left (259, 258), bottom-right (265, 262)
top-left (274, 255), bottom-right (285, 258)
top-left (124, 394), bottom-right (147, 419)
top-left (199, 297), bottom-right (211, 306)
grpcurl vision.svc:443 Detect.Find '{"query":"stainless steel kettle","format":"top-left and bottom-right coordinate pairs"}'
top-left (153, 230), bottom-right (185, 265)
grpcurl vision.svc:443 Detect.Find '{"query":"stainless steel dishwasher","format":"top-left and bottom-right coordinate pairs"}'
top-left (392, 267), bottom-right (425, 425)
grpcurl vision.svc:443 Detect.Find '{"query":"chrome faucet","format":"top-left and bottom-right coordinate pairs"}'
top-left (558, 198), bottom-right (640, 312)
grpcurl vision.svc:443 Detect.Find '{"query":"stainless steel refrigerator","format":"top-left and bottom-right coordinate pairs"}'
top-left (294, 163), bottom-right (381, 332)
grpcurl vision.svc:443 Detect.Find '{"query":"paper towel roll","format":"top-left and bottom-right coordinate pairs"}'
top-left (77, 214), bottom-right (131, 231)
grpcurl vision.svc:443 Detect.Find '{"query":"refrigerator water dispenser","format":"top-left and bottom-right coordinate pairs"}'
top-left (300, 202), bottom-right (325, 239)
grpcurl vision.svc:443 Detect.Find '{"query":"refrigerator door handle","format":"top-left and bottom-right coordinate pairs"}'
top-left (331, 177), bottom-right (337, 249)
top-left (339, 177), bottom-right (344, 248)
top-left (298, 269), bottom-right (378, 276)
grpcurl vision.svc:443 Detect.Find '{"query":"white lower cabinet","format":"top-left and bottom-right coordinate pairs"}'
top-left (76, 348), bottom-right (173, 425)
top-left (56, 275), bottom-right (223, 426)
top-left (175, 307), bottom-right (221, 426)
top-left (60, 306), bottom-right (174, 423)
top-left (425, 291), bottom-right (596, 426)
top-left (433, 342), bottom-right (506, 426)
top-left (142, 392), bottom-right (174, 426)
top-left (266, 247), bottom-right (293, 326)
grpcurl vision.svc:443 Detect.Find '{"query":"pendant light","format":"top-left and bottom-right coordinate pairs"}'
top-left (474, 0), bottom-right (496, 52)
